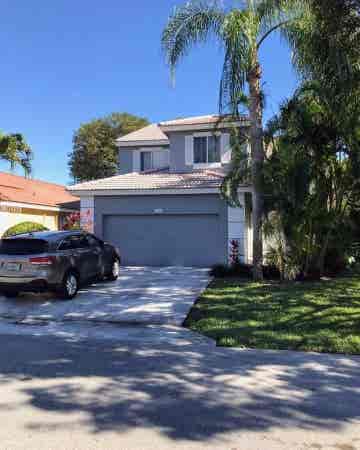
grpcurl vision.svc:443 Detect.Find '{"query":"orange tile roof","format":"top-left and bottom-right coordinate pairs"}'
top-left (0, 172), bottom-right (79, 208)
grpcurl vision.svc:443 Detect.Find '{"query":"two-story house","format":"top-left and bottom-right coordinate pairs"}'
top-left (68, 115), bottom-right (253, 267)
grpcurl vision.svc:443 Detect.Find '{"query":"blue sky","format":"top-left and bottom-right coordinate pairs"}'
top-left (0, 0), bottom-right (298, 185)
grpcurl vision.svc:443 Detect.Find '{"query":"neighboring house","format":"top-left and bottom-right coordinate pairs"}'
top-left (0, 172), bottom-right (79, 236)
top-left (68, 115), bottom-right (253, 267)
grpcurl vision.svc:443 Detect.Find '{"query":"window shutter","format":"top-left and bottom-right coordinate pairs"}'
top-left (221, 133), bottom-right (231, 164)
top-left (185, 135), bottom-right (194, 166)
top-left (133, 150), bottom-right (141, 172)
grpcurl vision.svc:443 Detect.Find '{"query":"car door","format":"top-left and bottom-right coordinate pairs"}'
top-left (61, 234), bottom-right (99, 281)
top-left (75, 234), bottom-right (102, 280)
top-left (85, 234), bottom-right (103, 277)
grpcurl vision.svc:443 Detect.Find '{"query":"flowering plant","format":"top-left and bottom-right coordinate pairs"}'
top-left (61, 212), bottom-right (81, 230)
top-left (230, 239), bottom-right (240, 266)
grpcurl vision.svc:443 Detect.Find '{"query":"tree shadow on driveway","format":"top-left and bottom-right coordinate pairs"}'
top-left (0, 332), bottom-right (359, 443)
top-left (0, 266), bottom-right (210, 326)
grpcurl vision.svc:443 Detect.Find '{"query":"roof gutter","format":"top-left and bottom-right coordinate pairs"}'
top-left (159, 120), bottom-right (250, 133)
top-left (0, 200), bottom-right (78, 213)
top-left (117, 139), bottom-right (169, 148)
top-left (67, 186), bottom-right (253, 197)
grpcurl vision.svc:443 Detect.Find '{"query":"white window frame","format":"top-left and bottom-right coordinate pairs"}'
top-left (138, 147), bottom-right (169, 172)
top-left (193, 132), bottom-right (222, 168)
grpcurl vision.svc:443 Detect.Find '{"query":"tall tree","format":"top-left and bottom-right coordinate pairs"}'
top-left (69, 113), bottom-right (149, 183)
top-left (161, 0), bottom-right (302, 280)
top-left (0, 132), bottom-right (32, 176)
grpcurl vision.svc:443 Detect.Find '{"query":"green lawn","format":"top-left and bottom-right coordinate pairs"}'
top-left (185, 276), bottom-right (360, 354)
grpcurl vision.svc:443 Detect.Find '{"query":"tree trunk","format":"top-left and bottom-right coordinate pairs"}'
top-left (248, 55), bottom-right (264, 281)
top-left (317, 230), bottom-right (332, 276)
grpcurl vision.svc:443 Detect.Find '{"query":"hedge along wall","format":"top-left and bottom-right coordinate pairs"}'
top-left (0, 207), bottom-right (58, 237)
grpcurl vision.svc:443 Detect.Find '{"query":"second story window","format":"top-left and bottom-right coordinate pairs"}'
top-left (194, 135), bottom-right (221, 164)
top-left (141, 151), bottom-right (153, 171)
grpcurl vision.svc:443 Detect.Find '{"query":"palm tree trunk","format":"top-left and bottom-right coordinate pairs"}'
top-left (248, 55), bottom-right (264, 281)
top-left (317, 229), bottom-right (332, 276)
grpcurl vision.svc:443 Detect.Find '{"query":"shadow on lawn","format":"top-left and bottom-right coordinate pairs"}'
top-left (186, 278), bottom-right (360, 353)
top-left (0, 332), bottom-right (359, 441)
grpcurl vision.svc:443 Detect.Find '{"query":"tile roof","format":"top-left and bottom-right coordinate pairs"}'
top-left (117, 114), bottom-right (249, 146)
top-left (0, 172), bottom-right (79, 208)
top-left (117, 124), bottom-right (168, 144)
top-left (68, 168), bottom-right (228, 192)
top-left (159, 114), bottom-right (247, 127)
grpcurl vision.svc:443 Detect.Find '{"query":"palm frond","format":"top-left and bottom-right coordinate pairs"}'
top-left (161, 1), bottom-right (225, 81)
top-left (221, 127), bottom-right (251, 206)
top-left (219, 44), bottom-right (248, 114)
top-left (285, 0), bottom-right (360, 88)
top-left (257, 0), bottom-right (306, 48)
top-left (219, 9), bottom-right (254, 114)
top-left (256, 0), bottom-right (302, 18)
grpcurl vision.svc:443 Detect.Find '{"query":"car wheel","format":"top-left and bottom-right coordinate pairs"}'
top-left (107, 258), bottom-right (120, 281)
top-left (2, 291), bottom-right (19, 298)
top-left (58, 271), bottom-right (79, 300)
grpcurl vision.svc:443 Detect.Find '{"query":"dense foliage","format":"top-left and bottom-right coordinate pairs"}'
top-left (3, 222), bottom-right (49, 238)
top-left (261, 0), bottom-right (360, 279)
top-left (0, 132), bottom-right (32, 176)
top-left (263, 83), bottom-right (360, 279)
top-left (288, 0), bottom-right (360, 91)
top-left (68, 113), bottom-right (149, 183)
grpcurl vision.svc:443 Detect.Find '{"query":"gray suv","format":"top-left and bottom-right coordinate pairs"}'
top-left (0, 231), bottom-right (121, 299)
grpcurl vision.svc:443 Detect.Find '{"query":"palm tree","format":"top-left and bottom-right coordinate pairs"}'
top-left (0, 132), bottom-right (32, 176)
top-left (161, 0), bottom-right (301, 280)
top-left (263, 81), bottom-right (360, 277)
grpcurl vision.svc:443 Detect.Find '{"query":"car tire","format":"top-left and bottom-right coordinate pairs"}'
top-left (57, 271), bottom-right (79, 300)
top-left (107, 258), bottom-right (120, 281)
top-left (2, 291), bottom-right (19, 298)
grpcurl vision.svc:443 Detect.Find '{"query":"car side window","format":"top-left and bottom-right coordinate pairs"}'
top-left (75, 235), bottom-right (90, 249)
top-left (86, 235), bottom-right (101, 247)
top-left (58, 237), bottom-right (73, 251)
top-left (58, 235), bottom-right (89, 251)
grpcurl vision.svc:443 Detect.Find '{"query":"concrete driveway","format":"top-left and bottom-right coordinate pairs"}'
top-left (0, 266), bottom-right (210, 326)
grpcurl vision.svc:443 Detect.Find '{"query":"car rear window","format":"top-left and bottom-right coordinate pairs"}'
top-left (0, 239), bottom-right (49, 255)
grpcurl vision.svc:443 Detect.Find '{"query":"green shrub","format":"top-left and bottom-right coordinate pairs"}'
top-left (210, 263), bottom-right (280, 280)
top-left (210, 263), bottom-right (253, 279)
top-left (3, 222), bottom-right (49, 238)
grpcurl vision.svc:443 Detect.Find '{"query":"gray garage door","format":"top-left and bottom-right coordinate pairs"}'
top-left (103, 214), bottom-right (223, 267)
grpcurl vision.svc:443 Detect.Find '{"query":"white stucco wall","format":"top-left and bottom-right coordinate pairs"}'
top-left (227, 193), bottom-right (246, 263)
top-left (246, 211), bottom-right (253, 264)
